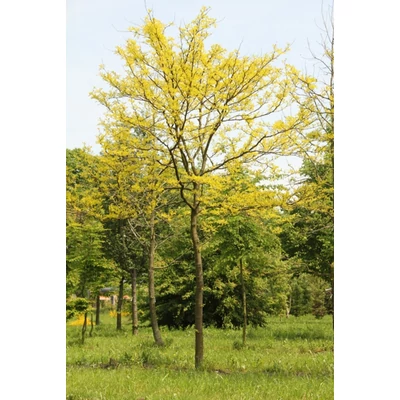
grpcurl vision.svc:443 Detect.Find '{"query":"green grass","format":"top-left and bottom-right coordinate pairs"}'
top-left (67, 314), bottom-right (333, 399)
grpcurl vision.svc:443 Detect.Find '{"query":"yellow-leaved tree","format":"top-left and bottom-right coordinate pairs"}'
top-left (93, 125), bottom-right (178, 344)
top-left (91, 7), bottom-right (306, 368)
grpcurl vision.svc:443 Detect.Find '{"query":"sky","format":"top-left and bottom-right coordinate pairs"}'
top-left (67, 0), bottom-right (332, 151)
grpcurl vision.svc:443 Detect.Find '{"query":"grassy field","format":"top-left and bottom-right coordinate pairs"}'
top-left (66, 314), bottom-right (333, 399)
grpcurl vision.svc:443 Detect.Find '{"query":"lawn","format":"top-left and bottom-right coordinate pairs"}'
top-left (66, 314), bottom-right (333, 399)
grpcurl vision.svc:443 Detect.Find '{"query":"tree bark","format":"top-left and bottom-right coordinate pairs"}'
top-left (239, 258), bottom-right (247, 347)
top-left (191, 205), bottom-right (204, 368)
top-left (131, 269), bottom-right (139, 335)
top-left (95, 294), bottom-right (101, 325)
top-left (331, 262), bottom-right (334, 330)
top-left (148, 212), bottom-right (164, 346)
top-left (117, 277), bottom-right (124, 330)
top-left (89, 311), bottom-right (94, 337)
top-left (286, 295), bottom-right (291, 318)
top-left (81, 312), bottom-right (87, 344)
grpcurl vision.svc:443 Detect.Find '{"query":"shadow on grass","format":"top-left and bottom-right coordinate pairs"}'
top-left (271, 329), bottom-right (331, 341)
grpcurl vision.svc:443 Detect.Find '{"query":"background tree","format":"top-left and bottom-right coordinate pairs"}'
top-left (66, 219), bottom-right (114, 299)
top-left (89, 126), bottom-right (180, 344)
top-left (282, 7), bottom-right (334, 324)
top-left (67, 149), bottom-right (117, 305)
top-left (207, 213), bottom-right (285, 345)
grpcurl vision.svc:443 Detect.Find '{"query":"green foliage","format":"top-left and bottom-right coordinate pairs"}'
top-left (101, 219), bottom-right (143, 274)
top-left (153, 214), bottom-right (292, 328)
top-left (67, 148), bottom-right (119, 300)
top-left (289, 274), bottom-right (331, 318)
top-left (66, 298), bottom-right (90, 320)
top-left (206, 215), bottom-right (290, 323)
top-left (66, 219), bottom-right (116, 298)
top-left (280, 207), bottom-right (333, 281)
top-left (309, 275), bottom-right (330, 319)
top-left (156, 259), bottom-right (196, 329)
top-left (289, 274), bottom-right (313, 316)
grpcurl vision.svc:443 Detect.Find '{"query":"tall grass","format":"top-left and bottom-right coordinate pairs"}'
top-left (67, 314), bottom-right (333, 399)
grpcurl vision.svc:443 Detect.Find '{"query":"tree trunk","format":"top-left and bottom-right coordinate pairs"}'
top-left (148, 212), bottom-right (164, 346)
top-left (240, 258), bottom-right (247, 347)
top-left (89, 311), bottom-right (94, 337)
top-left (191, 206), bottom-right (204, 368)
top-left (131, 269), bottom-right (139, 335)
top-left (286, 295), bottom-right (291, 318)
top-left (95, 294), bottom-right (101, 325)
top-left (331, 262), bottom-right (334, 330)
top-left (81, 312), bottom-right (87, 344)
top-left (117, 277), bottom-right (124, 330)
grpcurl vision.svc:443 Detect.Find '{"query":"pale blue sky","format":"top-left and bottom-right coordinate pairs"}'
top-left (67, 0), bottom-right (332, 151)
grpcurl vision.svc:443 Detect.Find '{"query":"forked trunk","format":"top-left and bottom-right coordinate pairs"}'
top-left (148, 212), bottom-right (164, 346)
top-left (191, 206), bottom-right (204, 368)
top-left (117, 277), bottom-right (124, 330)
top-left (131, 268), bottom-right (139, 335)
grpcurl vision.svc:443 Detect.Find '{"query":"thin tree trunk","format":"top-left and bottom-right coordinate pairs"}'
top-left (240, 258), bottom-right (247, 347)
top-left (331, 262), bottom-right (334, 330)
top-left (117, 277), bottom-right (124, 330)
top-left (131, 269), bottom-right (139, 335)
top-left (191, 205), bottom-right (204, 368)
top-left (95, 294), bottom-right (101, 325)
top-left (148, 212), bottom-right (164, 346)
top-left (286, 295), bottom-right (291, 318)
top-left (329, 35), bottom-right (334, 332)
top-left (89, 311), bottom-right (94, 337)
top-left (81, 312), bottom-right (87, 344)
